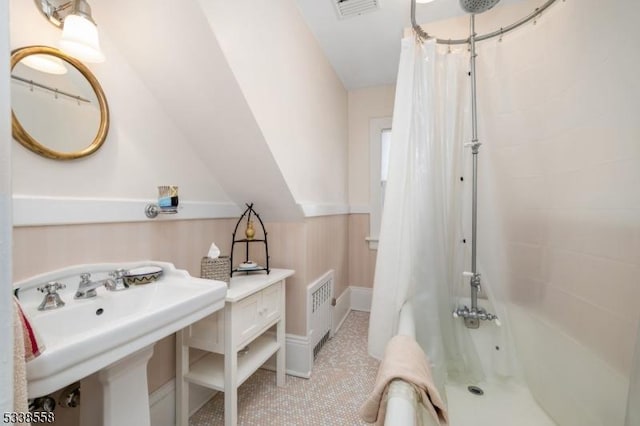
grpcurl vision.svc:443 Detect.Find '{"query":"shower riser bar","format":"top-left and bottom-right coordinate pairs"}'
top-left (456, 13), bottom-right (499, 329)
top-left (410, 0), bottom-right (557, 327)
top-left (467, 14), bottom-right (485, 329)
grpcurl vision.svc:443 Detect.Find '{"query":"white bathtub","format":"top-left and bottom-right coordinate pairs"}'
top-left (384, 302), bottom-right (437, 426)
top-left (385, 300), bottom-right (556, 426)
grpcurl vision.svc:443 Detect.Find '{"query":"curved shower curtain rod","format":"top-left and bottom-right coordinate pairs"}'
top-left (411, 0), bottom-right (560, 44)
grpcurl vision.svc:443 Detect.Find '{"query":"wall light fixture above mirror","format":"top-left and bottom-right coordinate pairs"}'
top-left (11, 45), bottom-right (109, 160)
top-left (33, 0), bottom-right (105, 63)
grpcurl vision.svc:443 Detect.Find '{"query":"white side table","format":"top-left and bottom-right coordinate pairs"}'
top-left (176, 269), bottom-right (294, 426)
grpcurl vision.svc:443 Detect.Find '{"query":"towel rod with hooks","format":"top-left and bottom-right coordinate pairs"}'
top-left (11, 74), bottom-right (91, 104)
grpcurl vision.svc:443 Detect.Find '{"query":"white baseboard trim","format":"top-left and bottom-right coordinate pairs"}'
top-left (261, 333), bottom-right (312, 379)
top-left (332, 288), bottom-right (351, 334)
top-left (12, 195), bottom-right (240, 226)
top-left (350, 286), bottom-right (373, 312)
top-left (149, 379), bottom-right (217, 426)
top-left (284, 333), bottom-right (312, 378)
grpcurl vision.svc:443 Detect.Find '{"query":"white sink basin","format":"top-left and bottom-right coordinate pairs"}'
top-left (14, 261), bottom-right (227, 398)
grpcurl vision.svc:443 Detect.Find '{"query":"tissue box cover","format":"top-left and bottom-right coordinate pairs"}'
top-left (201, 256), bottom-right (231, 283)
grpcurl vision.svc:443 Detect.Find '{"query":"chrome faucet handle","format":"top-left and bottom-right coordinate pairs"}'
top-left (38, 281), bottom-right (66, 293)
top-left (37, 281), bottom-right (66, 311)
top-left (106, 269), bottom-right (129, 291)
top-left (109, 269), bottom-right (126, 279)
top-left (79, 273), bottom-right (92, 284)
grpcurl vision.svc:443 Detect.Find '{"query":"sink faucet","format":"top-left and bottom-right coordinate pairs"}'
top-left (37, 282), bottom-right (66, 310)
top-left (74, 273), bottom-right (115, 299)
top-left (75, 270), bottom-right (130, 299)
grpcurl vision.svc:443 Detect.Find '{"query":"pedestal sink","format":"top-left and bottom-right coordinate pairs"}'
top-left (14, 261), bottom-right (227, 426)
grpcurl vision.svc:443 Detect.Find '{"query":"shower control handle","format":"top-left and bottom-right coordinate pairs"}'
top-left (453, 305), bottom-right (499, 328)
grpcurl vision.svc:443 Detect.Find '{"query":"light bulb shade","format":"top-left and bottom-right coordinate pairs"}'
top-left (60, 14), bottom-right (105, 63)
top-left (21, 54), bottom-right (68, 75)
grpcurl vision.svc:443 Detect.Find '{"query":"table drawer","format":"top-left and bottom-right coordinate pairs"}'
top-left (231, 280), bottom-right (283, 347)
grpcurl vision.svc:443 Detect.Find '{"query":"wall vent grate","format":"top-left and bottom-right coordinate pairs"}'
top-left (313, 331), bottom-right (330, 359)
top-left (308, 272), bottom-right (334, 361)
top-left (334, 0), bottom-right (380, 19)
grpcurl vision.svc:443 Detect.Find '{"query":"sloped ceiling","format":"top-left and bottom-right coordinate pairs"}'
top-left (195, 0), bottom-right (349, 209)
top-left (93, 0), bottom-right (303, 222)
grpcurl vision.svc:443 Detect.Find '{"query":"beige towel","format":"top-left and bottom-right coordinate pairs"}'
top-left (360, 335), bottom-right (449, 425)
top-left (13, 299), bottom-right (31, 426)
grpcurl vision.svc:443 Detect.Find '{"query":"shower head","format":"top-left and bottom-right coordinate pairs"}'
top-left (459, 0), bottom-right (501, 14)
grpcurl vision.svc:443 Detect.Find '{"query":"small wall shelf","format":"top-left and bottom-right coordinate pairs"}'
top-left (230, 203), bottom-right (270, 275)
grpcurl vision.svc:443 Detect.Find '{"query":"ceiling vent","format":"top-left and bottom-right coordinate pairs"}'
top-left (334, 0), bottom-right (380, 19)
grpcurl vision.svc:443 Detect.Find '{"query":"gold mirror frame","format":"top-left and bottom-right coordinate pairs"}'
top-left (11, 45), bottom-right (109, 160)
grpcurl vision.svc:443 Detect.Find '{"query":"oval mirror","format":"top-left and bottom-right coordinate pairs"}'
top-left (10, 45), bottom-right (109, 160)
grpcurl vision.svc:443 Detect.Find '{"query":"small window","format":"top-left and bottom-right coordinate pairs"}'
top-left (368, 117), bottom-right (392, 249)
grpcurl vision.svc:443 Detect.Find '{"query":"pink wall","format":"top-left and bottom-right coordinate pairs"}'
top-left (345, 85), bottom-right (395, 289)
top-left (348, 85), bottom-right (396, 207)
top-left (348, 214), bottom-right (377, 288)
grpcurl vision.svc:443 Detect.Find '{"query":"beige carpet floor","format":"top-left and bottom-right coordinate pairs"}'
top-left (190, 311), bottom-right (379, 426)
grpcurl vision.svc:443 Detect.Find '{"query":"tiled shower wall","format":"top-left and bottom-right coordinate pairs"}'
top-left (474, 0), bottom-right (640, 424)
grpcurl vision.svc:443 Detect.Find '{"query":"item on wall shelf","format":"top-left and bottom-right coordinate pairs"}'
top-left (230, 203), bottom-right (270, 276)
top-left (245, 220), bottom-right (255, 240)
top-left (201, 256), bottom-right (231, 283)
top-left (145, 185), bottom-right (179, 218)
top-left (157, 185), bottom-right (178, 209)
top-left (238, 261), bottom-right (257, 270)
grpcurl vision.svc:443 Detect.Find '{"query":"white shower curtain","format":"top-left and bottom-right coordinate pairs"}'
top-left (368, 36), bottom-right (482, 391)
